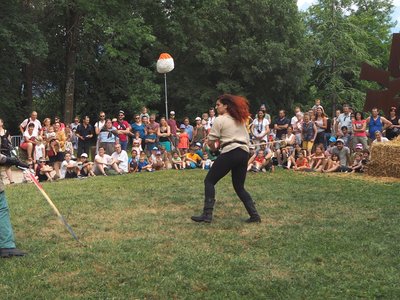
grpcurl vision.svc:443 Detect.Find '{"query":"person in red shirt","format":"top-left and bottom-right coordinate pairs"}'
top-left (293, 151), bottom-right (310, 171)
top-left (113, 110), bottom-right (132, 151)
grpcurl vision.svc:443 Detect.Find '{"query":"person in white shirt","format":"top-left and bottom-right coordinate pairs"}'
top-left (60, 152), bottom-right (78, 179)
top-left (372, 131), bottom-right (389, 143)
top-left (19, 111), bottom-right (42, 137)
top-left (111, 144), bottom-right (129, 173)
top-left (94, 146), bottom-right (121, 175)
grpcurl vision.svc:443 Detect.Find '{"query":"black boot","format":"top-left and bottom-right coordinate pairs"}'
top-left (242, 199), bottom-right (261, 223)
top-left (191, 198), bottom-right (215, 223)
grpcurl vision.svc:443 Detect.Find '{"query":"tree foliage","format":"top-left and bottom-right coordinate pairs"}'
top-left (0, 0), bottom-right (396, 132)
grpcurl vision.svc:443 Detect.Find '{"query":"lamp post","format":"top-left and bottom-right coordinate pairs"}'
top-left (157, 53), bottom-right (174, 119)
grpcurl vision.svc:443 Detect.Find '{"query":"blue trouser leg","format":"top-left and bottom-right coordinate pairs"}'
top-left (0, 191), bottom-right (16, 248)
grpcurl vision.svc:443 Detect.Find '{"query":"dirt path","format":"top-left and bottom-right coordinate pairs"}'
top-left (1, 168), bottom-right (25, 185)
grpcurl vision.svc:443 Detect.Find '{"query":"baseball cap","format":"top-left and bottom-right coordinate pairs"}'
top-left (336, 138), bottom-right (344, 144)
top-left (329, 136), bottom-right (337, 143)
top-left (152, 146), bottom-right (158, 150)
top-left (119, 110), bottom-right (125, 115)
top-left (179, 124), bottom-right (186, 129)
top-left (170, 111), bottom-right (175, 115)
top-left (156, 151), bottom-right (161, 155)
top-left (81, 153), bottom-right (88, 158)
top-left (195, 117), bottom-right (201, 121)
top-left (195, 142), bottom-right (202, 147)
top-left (356, 143), bottom-right (363, 149)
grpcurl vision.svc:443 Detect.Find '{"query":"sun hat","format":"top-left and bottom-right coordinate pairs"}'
top-left (80, 153), bottom-right (88, 158)
top-left (195, 117), bottom-right (201, 121)
top-left (356, 143), bottom-right (363, 149)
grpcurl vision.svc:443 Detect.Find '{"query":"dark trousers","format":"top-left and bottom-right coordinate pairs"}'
top-left (205, 147), bottom-right (252, 203)
top-left (77, 140), bottom-right (91, 157)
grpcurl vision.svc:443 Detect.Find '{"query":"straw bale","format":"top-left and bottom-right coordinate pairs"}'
top-left (366, 140), bottom-right (400, 178)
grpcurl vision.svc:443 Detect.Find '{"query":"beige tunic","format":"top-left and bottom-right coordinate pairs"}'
top-left (0, 154), bottom-right (7, 192)
top-left (208, 114), bottom-right (249, 154)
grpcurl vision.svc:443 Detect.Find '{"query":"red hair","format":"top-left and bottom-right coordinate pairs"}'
top-left (217, 94), bottom-right (250, 123)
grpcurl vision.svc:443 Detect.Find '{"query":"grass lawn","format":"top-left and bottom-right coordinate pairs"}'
top-left (1, 169), bottom-right (399, 299)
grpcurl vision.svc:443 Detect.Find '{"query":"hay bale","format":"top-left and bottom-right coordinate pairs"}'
top-left (366, 139), bottom-right (400, 178)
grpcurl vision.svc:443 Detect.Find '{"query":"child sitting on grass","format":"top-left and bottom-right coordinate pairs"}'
top-left (309, 144), bottom-right (325, 172)
top-left (247, 150), bottom-right (266, 172)
top-left (185, 147), bottom-right (202, 169)
top-left (171, 151), bottom-right (184, 170)
top-left (35, 157), bottom-right (54, 182)
top-left (322, 154), bottom-right (340, 173)
top-left (129, 149), bottom-right (139, 173)
top-left (201, 153), bottom-right (213, 170)
top-left (350, 153), bottom-right (363, 173)
top-left (138, 153), bottom-right (153, 172)
top-left (293, 151), bottom-right (311, 171)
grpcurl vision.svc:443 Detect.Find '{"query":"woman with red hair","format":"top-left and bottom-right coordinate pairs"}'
top-left (191, 94), bottom-right (261, 223)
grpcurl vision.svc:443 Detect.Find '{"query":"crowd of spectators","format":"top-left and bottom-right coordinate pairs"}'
top-left (0, 100), bottom-right (399, 183)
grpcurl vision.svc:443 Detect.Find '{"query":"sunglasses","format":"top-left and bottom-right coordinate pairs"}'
top-left (39, 161), bottom-right (46, 163)
top-left (100, 115), bottom-right (105, 118)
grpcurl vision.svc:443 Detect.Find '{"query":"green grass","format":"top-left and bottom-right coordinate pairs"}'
top-left (1, 170), bottom-right (399, 299)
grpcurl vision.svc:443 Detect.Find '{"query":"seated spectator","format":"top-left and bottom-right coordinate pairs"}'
top-left (94, 147), bottom-right (121, 176)
top-left (372, 131), bottom-right (389, 143)
top-left (77, 153), bottom-right (95, 177)
top-left (138, 153), bottom-right (153, 172)
top-left (287, 144), bottom-right (307, 169)
top-left (159, 145), bottom-right (172, 169)
top-left (201, 153), bottom-right (213, 170)
top-left (128, 149), bottom-right (139, 173)
top-left (35, 158), bottom-right (54, 182)
top-left (293, 151), bottom-right (310, 171)
top-left (60, 152), bottom-right (78, 179)
top-left (350, 153), bottom-right (363, 173)
top-left (148, 147), bottom-right (158, 164)
top-left (331, 139), bottom-right (351, 172)
top-left (309, 144), bottom-right (325, 172)
top-left (202, 137), bottom-right (218, 161)
top-left (20, 123), bottom-right (38, 162)
top-left (322, 154), bottom-right (340, 173)
top-left (171, 151), bottom-right (184, 170)
top-left (47, 137), bottom-right (62, 179)
top-left (361, 149), bottom-right (370, 167)
top-left (152, 151), bottom-right (165, 171)
top-left (185, 146), bottom-right (202, 169)
top-left (194, 142), bottom-right (204, 158)
top-left (351, 143), bottom-right (364, 163)
top-left (247, 150), bottom-right (267, 172)
top-left (132, 131), bottom-right (143, 153)
top-left (324, 136), bottom-right (336, 158)
top-left (111, 144), bottom-right (129, 173)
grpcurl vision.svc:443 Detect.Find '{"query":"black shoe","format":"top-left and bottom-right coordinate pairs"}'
top-left (245, 215), bottom-right (261, 223)
top-left (0, 248), bottom-right (27, 258)
top-left (191, 214), bottom-right (212, 223)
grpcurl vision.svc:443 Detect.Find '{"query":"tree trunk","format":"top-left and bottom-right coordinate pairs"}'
top-left (64, 3), bottom-right (81, 124)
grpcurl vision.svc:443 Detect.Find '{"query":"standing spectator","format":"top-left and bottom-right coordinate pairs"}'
top-left (273, 110), bottom-right (291, 141)
top-left (372, 131), bottom-right (389, 143)
top-left (332, 109), bottom-right (341, 137)
top-left (314, 107), bottom-right (327, 149)
top-left (177, 124), bottom-right (190, 155)
top-left (144, 128), bottom-right (157, 155)
top-left (336, 104), bottom-right (353, 137)
top-left (352, 112), bottom-right (368, 151)
top-left (331, 139), bottom-right (351, 171)
top-left (20, 111), bottom-right (42, 136)
top-left (183, 117), bottom-right (194, 142)
top-left (131, 114), bottom-right (146, 151)
top-left (70, 116), bottom-right (80, 152)
top-left (41, 118), bottom-right (51, 137)
top-left (207, 108), bottom-right (216, 129)
top-left (113, 110), bottom-right (131, 151)
top-left (301, 113), bottom-right (317, 154)
top-left (193, 117), bottom-right (206, 145)
top-left (385, 107), bottom-right (400, 140)
top-left (366, 107), bottom-right (391, 140)
top-left (76, 116), bottom-right (94, 157)
top-left (94, 112), bottom-right (106, 152)
top-left (167, 111), bottom-right (179, 147)
top-left (325, 115), bottom-right (332, 149)
top-left (146, 114), bottom-right (159, 133)
top-left (251, 110), bottom-right (270, 143)
top-left (157, 117), bottom-right (171, 152)
top-left (202, 112), bottom-right (210, 132)
top-left (111, 143), bottom-right (129, 173)
top-left (259, 104), bottom-right (271, 123)
top-left (98, 119), bottom-right (118, 155)
top-left (54, 116), bottom-right (65, 131)
top-left (20, 123), bottom-right (38, 162)
top-left (0, 119), bottom-right (14, 184)
top-left (292, 111), bottom-right (303, 145)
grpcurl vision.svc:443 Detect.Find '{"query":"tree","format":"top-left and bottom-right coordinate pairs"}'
top-left (305, 0), bottom-right (394, 115)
